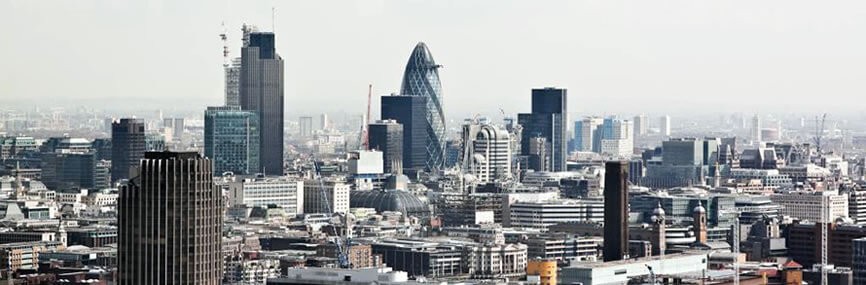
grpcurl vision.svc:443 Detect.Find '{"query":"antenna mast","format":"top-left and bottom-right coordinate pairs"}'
top-left (220, 22), bottom-right (229, 67)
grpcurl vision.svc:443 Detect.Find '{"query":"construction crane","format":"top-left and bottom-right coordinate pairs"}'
top-left (219, 22), bottom-right (229, 67)
top-left (357, 84), bottom-right (373, 150)
top-left (814, 113), bottom-right (828, 155)
top-left (312, 160), bottom-right (351, 268)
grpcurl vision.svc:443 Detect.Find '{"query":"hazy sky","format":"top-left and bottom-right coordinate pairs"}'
top-left (2, 0), bottom-right (866, 118)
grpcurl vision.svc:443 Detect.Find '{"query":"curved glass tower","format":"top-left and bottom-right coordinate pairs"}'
top-left (400, 42), bottom-right (445, 171)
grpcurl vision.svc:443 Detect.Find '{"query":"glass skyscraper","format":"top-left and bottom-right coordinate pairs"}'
top-left (518, 88), bottom-right (567, 172)
top-left (400, 42), bottom-right (445, 172)
top-left (204, 106), bottom-right (260, 175)
top-left (381, 95), bottom-right (427, 174)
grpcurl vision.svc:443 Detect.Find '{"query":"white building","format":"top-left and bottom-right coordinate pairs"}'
top-left (349, 150), bottom-right (384, 190)
top-left (461, 123), bottom-right (512, 183)
top-left (770, 190), bottom-right (848, 222)
top-left (560, 253), bottom-right (708, 285)
top-left (600, 119), bottom-right (633, 158)
top-left (634, 114), bottom-right (648, 136)
top-left (224, 257), bottom-right (280, 284)
top-left (508, 199), bottom-right (605, 231)
top-left (303, 179), bottom-right (350, 214)
top-left (466, 243), bottom-right (528, 279)
top-left (751, 114), bottom-right (762, 143)
top-left (575, 116), bottom-right (604, 152)
top-left (227, 176), bottom-right (304, 215)
top-left (659, 115), bottom-right (671, 136)
top-left (273, 267), bottom-right (410, 284)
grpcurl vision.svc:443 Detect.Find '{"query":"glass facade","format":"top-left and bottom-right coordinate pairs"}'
top-left (204, 106), bottom-right (261, 175)
top-left (518, 88), bottom-right (567, 172)
top-left (400, 42), bottom-right (445, 172)
top-left (240, 32), bottom-right (284, 175)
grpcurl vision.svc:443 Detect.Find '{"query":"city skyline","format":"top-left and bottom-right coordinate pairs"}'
top-left (4, 1), bottom-right (866, 116)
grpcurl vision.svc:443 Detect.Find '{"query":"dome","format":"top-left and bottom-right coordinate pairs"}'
top-left (653, 203), bottom-right (665, 216)
top-left (350, 189), bottom-right (430, 218)
top-left (694, 205), bottom-right (706, 214)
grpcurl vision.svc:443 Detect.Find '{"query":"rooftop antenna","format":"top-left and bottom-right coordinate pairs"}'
top-left (271, 7), bottom-right (276, 32)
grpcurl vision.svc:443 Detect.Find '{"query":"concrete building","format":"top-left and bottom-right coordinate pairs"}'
top-left (634, 114), bottom-right (648, 136)
top-left (659, 115), bottom-right (671, 136)
top-left (110, 118), bottom-right (145, 183)
top-left (461, 123), bottom-right (512, 183)
top-left (40, 150), bottom-right (109, 191)
top-left (466, 243), bottom-right (528, 279)
top-left (770, 190), bottom-right (848, 222)
top-left (599, 117), bottom-right (634, 158)
top-left (524, 235), bottom-right (602, 263)
top-left (371, 239), bottom-right (468, 279)
top-left (227, 176), bottom-right (304, 215)
top-left (303, 179), bottom-right (350, 214)
top-left (118, 152), bottom-right (223, 284)
top-left (0, 241), bottom-right (64, 271)
top-left (787, 222), bottom-right (866, 267)
top-left (299, 116), bottom-right (313, 137)
top-left (559, 253), bottom-right (708, 285)
top-left (508, 199), bottom-right (604, 231)
top-left (204, 106), bottom-right (260, 175)
top-left (527, 259), bottom-right (557, 285)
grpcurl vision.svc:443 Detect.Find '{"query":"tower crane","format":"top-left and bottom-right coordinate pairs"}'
top-left (358, 84), bottom-right (372, 150)
top-left (313, 160), bottom-right (351, 268)
top-left (814, 113), bottom-right (827, 156)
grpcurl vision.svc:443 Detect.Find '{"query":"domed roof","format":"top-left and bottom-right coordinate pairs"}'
top-left (350, 189), bottom-right (429, 218)
top-left (694, 205), bottom-right (706, 214)
top-left (653, 203), bottom-right (665, 216)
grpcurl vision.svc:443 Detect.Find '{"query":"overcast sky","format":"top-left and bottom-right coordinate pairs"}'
top-left (2, 0), bottom-right (866, 119)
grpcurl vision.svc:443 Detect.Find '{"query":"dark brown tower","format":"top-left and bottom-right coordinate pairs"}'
top-left (118, 152), bottom-right (223, 284)
top-left (604, 161), bottom-right (629, 261)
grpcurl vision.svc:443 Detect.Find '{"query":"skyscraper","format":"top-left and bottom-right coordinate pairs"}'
top-left (111, 118), bottom-right (145, 183)
top-left (368, 119), bottom-right (404, 174)
top-left (599, 117), bottom-right (634, 158)
top-left (118, 152), bottom-right (222, 284)
top-left (518, 88), bottom-right (567, 172)
top-left (574, 116), bottom-right (604, 152)
top-left (603, 161), bottom-right (629, 262)
top-left (204, 106), bottom-right (260, 175)
top-left (240, 31), bottom-right (284, 175)
top-left (400, 42), bottom-right (445, 171)
top-left (634, 114), bottom-right (648, 136)
top-left (299, 116), bottom-right (313, 137)
top-left (751, 114), bottom-right (762, 143)
top-left (660, 115), bottom-right (671, 136)
top-left (381, 95), bottom-right (428, 174)
top-left (224, 57), bottom-right (242, 107)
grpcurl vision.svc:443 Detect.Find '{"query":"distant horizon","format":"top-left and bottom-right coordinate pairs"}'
top-left (4, 1), bottom-right (866, 117)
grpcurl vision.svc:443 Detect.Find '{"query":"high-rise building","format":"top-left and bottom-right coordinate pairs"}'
top-left (204, 106), bottom-right (260, 175)
top-left (518, 88), bottom-right (567, 172)
top-left (573, 117), bottom-right (603, 152)
top-left (659, 115), bottom-right (671, 136)
top-left (634, 114), bottom-right (648, 136)
top-left (118, 152), bottom-right (222, 284)
top-left (162, 118), bottom-right (184, 141)
top-left (298, 116), bottom-right (313, 137)
top-left (381, 95), bottom-right (427, 174)
top-left (240, 31), bottom-right (284, 175)
top-left (368, 120), bottom-right (404, 174)
top-left (751, 115), bottom-right (762, 143)
top-left (461, 123), bottom-right (512, 183)
top-left (400, 42), bottom-right (445, 171)
top-left (599, 117), bottom-right (633, 158)
top-left (603, 161), bottom-right (628, 262)
top-left (319, 113), bottom-right (329, 130)
top-left (111, 118), bottom-right (145, 183)
top-left (225, 57), bottom-right (242, 107)
top-left (41, 151), bottom-right (110, 191)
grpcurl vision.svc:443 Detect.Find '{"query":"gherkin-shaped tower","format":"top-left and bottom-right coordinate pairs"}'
top-left (400, 42), bottom-right (445, 171)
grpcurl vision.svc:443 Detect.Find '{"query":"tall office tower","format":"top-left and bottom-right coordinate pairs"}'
top-left (225, 58), bottom-right (242, 107)
top-left (41, 151), bottom-right (109, 191)
top-left (368, 120), bottom-right (404, 174)
top-left (751, 115), bottom-right (762, 143)
top-left (240, 31), bottom-right (284, 175)
top-left (381, 95), bottom-right (428, 174)
top-left (461, 122), bottom-right (512, 183)
top-left (298, 116), bottom-right (313, 137)
top-left (204, 106), bottom-right (260, 175)
top-left (574, 116), bottom-right (604, 152)
top-left (518, 88), bottom-right (567, 172)
top-left (599, 117), bottom-right (634, 158)
top-left (659, 115), bottom-right (671, 136)
top-left (603, 161), bottom-right (629, 262)
top-left (527, 137), bottom-right (549, 172)
top-left (302, 179), bottom-right (350, 214)
top-left (118, 152), bottom-right (222, 284)
top-left (400, 42), bottom-right (445, 171)
top-left (319, 113), bottom-right (329, 130)
top-left (634, 114), bottom-right (649, 136)
top-left (111, 118), bottom-right (145, 183)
